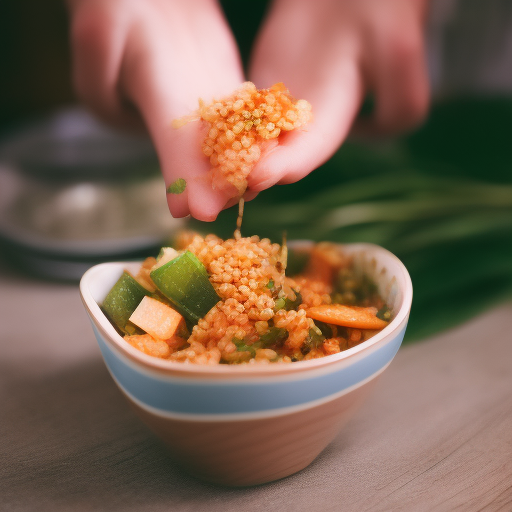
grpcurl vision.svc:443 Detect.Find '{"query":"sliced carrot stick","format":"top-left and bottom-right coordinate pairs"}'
top-left (306, 304), bottom-right (389, 330)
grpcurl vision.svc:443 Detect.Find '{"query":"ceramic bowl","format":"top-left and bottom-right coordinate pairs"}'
top-left (80, 242), bottom-right (412, 486)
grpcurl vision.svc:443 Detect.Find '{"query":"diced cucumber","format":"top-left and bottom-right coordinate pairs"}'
top-left (152, 247), bottom-right (179, 271)
top-left (150, 251), bottom-right (220, 324)
top-left (102, 271), bottom-right (151, 334)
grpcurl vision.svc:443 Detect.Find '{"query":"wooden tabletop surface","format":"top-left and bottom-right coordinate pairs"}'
top-left (2, 264), bottom-right (511, 512)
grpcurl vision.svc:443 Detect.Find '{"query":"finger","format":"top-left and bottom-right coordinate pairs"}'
top-left (162, 122), bottom-right (211, 219)
top-left (222, 189), bottom-right (259, 211)
top-left (248, 59), bottom-right (363, 191)
top-left (119, 1), bottom-right (244, 221)
top-left (69, 0), bottom-right (142, 129)
top-left (243, 189), bottom-right (260, 203)
top-left (136, 87), bottom-right (241, 222)
top-left (371, 27), bottom-right (430, 133)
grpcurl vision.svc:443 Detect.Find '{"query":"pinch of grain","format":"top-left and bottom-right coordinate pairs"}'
top-left (189, 83), bottom-right (312, 192)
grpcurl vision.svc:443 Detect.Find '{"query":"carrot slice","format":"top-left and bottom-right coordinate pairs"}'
top-left (306, 304), bottom-right (389, 330)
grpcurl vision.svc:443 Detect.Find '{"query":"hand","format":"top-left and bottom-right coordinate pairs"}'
top-left (68, 0), bottom-right (245, 221)
top-left (247, 0), bottom-right (430, 191)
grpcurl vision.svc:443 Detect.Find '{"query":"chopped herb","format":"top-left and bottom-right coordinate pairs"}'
top-left (274, 297), bottom-right (286, 311)
top-left (334, 270), bottom-right (378, 306)
top-left (309, 325), bottom-right (325, 347)
top-left (285, 291), bottom-right (302, 311)
top-left (274, 291), bottom-right (302, 311)
top-left (267, 279), bottom-right (275, 290)
top-left (314, 320), bottom-right (333, 339)
top-left (166, 178), bottom-right (187, 194)
top-left (376, 305), bottom-right (392, 321)
top-left (302, 324), bottom-right (325, 354)
top-left (259, 327), bottom-right (288, 347)
top-left (233, 327), bottom-right (288, 357)
top-left (233, 337), bottom-right (256, 356)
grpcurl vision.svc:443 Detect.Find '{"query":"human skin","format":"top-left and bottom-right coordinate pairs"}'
top-left (68, 0), bottom-right (430, 221)
top-left (248, 0), bottom-right (430, 191)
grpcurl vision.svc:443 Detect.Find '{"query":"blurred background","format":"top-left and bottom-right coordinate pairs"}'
top-left (0, 0), bottom-right (511, 342)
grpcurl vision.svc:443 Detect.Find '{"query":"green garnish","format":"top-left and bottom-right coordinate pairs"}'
top-left (314, 320), bottom-right (333, 339)
top-left (274, 297), bottom-right (286, 311)
top-left (274, 291), bottom-right (302, 312)
top-left (376, 305), bottom-right (392, 321)
top-left (258, 327), bottom-right (288, 347)
top-left (233, 327), bottom-right (288, 357)
top-left (284, 291), bottom-right (302, 311)
top-left (302, 324), bottom-right (325, 354)
top-left (334, 270), bottom-right (378, 305)
top-left (308, 325), bottom-right (325, 347)
top-left (233, 338), bottom-right (256, 356)
top-left (166, 178), bottom-right (187, 194)
top-left (124, 322), bottom-right (142, 336)
top-left (267, 279), bottom-right (275, 290)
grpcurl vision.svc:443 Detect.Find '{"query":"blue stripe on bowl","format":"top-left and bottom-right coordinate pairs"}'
top-left (93, 324), bottom-right (405, 415)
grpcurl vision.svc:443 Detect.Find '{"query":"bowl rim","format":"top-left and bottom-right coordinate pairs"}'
top-left (80, 241), bottom-right (412, 377)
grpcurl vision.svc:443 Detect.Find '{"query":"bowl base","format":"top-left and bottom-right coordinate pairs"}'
top-left (127, 379), bottom-right (376, 487)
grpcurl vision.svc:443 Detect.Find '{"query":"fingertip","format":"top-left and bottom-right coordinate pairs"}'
top-left (243, 189), bottom-right (259, 203)
top-left (189, 208), bottom-right (219, 223)
top-left (221, 189), bottom-right (258, 211)
top-left (187, 179), bottom-right (232, 222)
top-left (166, 191), bottom-right (190, 218)
top-left (248, 128), bottom-right (333, 190)
top-left (188, 199), bottom-right (221, 222)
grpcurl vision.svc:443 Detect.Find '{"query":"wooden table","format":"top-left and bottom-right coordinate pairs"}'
top-left (2, 263), bottom-right (511, 511)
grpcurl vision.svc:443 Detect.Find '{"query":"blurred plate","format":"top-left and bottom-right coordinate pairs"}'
top-left (0, 108), bottom-right (183, 280)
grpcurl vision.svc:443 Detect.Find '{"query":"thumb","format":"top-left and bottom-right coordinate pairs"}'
top-left (248, 60), bottom-right (363, 191)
